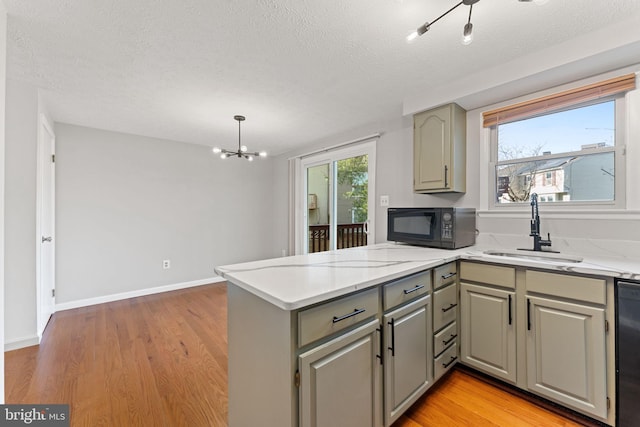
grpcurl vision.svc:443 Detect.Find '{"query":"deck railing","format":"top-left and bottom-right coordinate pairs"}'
top-left (308, 223), bottom-right (367, 253)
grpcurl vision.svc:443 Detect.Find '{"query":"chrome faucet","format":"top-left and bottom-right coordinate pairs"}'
top-left (529, 193), bottom-right (552, 251)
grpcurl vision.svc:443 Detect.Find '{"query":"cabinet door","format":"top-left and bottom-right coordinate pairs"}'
top-left (299, 319), bottom-right (382, 427)
top-left (383, 295), bottom-right (432, 426)
top-left (526, 296), bottom-right (607, 419)
top-left (414, 105), bottom-right (451, 192)
top-left (460, 282), bottom-right (516, 383)
top-left (413, 103), bottom-right (466, 193)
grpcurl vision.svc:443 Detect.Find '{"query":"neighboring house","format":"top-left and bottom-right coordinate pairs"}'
top-left (497, 144), bottom-right (614, 203)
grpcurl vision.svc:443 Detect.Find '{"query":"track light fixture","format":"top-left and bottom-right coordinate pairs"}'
top-left (407, 0), bottom-right (547, 45)
top-left (212, 115), bottom-right (267, 161)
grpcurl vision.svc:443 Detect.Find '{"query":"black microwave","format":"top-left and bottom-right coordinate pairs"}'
top-left (387, 207), bottom-right (476, 249)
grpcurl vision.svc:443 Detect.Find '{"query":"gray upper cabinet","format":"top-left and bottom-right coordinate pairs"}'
top-left (413, 103), bottom-right (467, 193)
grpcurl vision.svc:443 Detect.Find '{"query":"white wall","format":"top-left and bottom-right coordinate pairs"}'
top-left (0, 1), bottom-right (7, 403)
top-left (54, 124), bottom-right (276, 306)
top-left (4, 80), bottom-right (38, 348)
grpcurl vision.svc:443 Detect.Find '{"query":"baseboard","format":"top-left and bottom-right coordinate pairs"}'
top-left (5, 335), bottom-right (40, 352)
top-left (55, 276), bottom-right (225, 312)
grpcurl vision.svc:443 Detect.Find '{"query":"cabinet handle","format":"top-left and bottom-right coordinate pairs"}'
top-left (443, 334), bottom-right (457, 346)
top-left (527, 299), bottom-right (531, 331)
top-left (508, 294), bottom-right (512, 326)
top-left (441, 272), bottom-right (457, 280)
top-left (443, 355), bottom-right (457, 368)
top-left (444, 165), bottom-right (449, 188)
top-left (332, 308), bottom-right (365, 323)
top-left (403, 284), bottom-right (425, 295)
top-left (376, 326), bottom-right (383, 365)
top-left (441, 303), bottom-right (458, 313)
top-left (388, 318), bottom-right (395, 357)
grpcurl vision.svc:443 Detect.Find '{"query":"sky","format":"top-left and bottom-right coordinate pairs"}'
top-left (497, 100), bottom-right (615, 161)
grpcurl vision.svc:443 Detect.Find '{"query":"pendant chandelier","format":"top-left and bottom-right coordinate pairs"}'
top-left (407, 0), bottom-right (548, 45)
top-left (212, 115), bottom-right (267, 161)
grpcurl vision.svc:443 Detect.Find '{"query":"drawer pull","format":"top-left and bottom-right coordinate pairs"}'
top-left (332, 308), bottom-right (365, 323)
top-left (441, 303), bottom-right (458, 313)
top-left (441, 272), bottom-right (457, 280)
top-left (403, 284), bottom-right (425, 295)
top-left (443, 334), bottom-right (457, 346)
top-left (442, 356), bottom-right (458, 369)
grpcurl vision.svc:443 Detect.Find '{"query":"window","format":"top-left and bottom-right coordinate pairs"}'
top-left (484, 73), bottom-right (636, 208)
top-left (493, 100), bottom-right (618, 205)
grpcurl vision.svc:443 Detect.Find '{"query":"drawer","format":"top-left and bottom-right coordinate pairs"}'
top-left (526, 270), bottom-right (606, 305)
top-left (434, 342), bottom-right (458, 380)
top-left (460, 261), bottom-right (516, 289)
top-left (434, 262), bottom-right (457, 290)
top-left (298, 288), bottom-right (378, 347)
top-left (433, 283), bottom-right (457, 332)
top-left (383, 270), bottom-right (431, 311)
top-left (434, 321), bottom-right (457, 357)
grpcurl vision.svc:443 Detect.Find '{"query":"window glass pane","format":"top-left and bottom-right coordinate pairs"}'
top-left (497, 101), bottom-right (615, 161)
top-left (495, 152), bottom-right (615, 204)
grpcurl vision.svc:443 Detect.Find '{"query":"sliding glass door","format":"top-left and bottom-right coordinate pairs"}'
top-left (298, 141), bottom-right (376, 254)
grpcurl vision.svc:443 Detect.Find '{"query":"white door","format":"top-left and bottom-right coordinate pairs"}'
top-left (36, 114), bottom-right (56, 338)
top-left (297, 141), bottom-right (376, 254)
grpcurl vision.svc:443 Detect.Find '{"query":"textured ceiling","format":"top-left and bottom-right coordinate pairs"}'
top-left (5, 0), bottom-right (640, 155)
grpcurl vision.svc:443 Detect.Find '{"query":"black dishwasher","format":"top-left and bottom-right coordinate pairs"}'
top-left (616, 279), bottom-right (640, 427)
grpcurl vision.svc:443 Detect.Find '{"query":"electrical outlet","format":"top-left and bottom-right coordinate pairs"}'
top-left (163, 259), bottom-right (171, 269)
top-left (380, 195), bottom-right (390, 207)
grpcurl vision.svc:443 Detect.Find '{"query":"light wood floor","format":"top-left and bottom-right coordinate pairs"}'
top-left (6, 283), bottom-right (590, 426)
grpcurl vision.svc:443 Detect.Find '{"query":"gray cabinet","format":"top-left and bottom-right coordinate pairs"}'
top-left (381, 271), bottom-right (432, 426)
top-left (526, 271), bottom-right (608, 420)
top-left (299, 319), bottom-right (382, 427)
top-left (458, 262), bottom-right (613, 425)
top-left (460, 282), bottom-right (516, 383)
top-left (413, 103), bottom-right (466, 193)
top-left (383, 295), bottom-right (432, 426)
top-left (432, 262), bottom-right (459, 381)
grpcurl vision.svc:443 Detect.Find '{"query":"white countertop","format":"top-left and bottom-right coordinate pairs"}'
top-left (215, 242), bottom-right (640, 311)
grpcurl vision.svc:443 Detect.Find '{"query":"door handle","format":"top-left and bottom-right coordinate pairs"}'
top-left (388, 318), bottom-right (395, 357)
top-left (363, 220), bottom-right (370, 235)
top-left (376, 325), bottom-right (383, 365)
top-left (42, 236), bottom-right (52, 243)
top-left (444, 165), bottom-right (449, 188)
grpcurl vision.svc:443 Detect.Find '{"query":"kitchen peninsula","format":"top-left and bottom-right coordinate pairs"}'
top-left (215, 242), bottom-right (640, 427)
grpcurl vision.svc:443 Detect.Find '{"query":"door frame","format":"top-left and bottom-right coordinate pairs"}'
top-left (294, 139), bottom-right (376, 255)
top-left (35, 112), bottom-right (56, 339)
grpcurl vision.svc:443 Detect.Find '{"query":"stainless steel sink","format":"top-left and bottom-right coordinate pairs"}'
top-left (483, 250), bottom-right (583, 263)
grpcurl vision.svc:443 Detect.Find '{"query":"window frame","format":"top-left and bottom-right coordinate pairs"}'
top-left (488, 95), bottom-right (627, 210)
